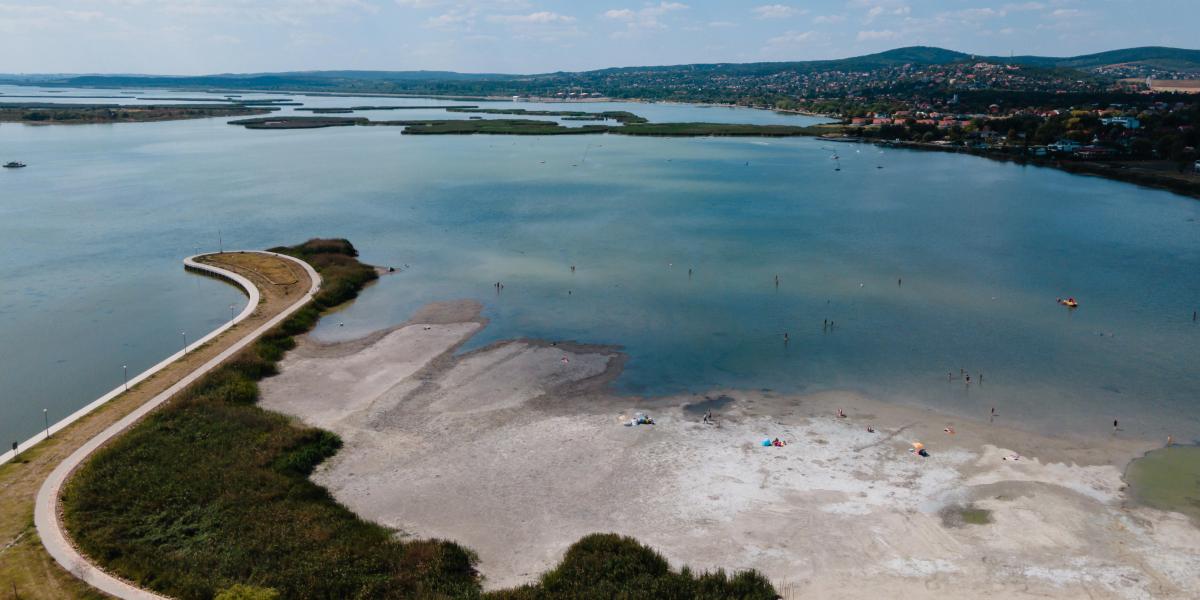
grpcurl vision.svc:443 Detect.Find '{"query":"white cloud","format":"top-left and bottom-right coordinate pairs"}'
top-left (395, 0), bottom-right (447, 7)
top-left (752, 4), bottom-right (805, 20)
top-left (151, 0), bottom-right (378, 26)
top-left (813, 14), bottom-right (846, 24)
top-left (602, 1), bottom-right (688, 36)
top-left (857, 29), bottom-right (898, 40)
top-left (602, 8), bottom-right (634, 20)
top-left (0, 3), bottom-right (112, 33)
top-left (1049, 8), bottom-right (1083, 18)
top-left (488, 11), bottom-right (574, 24)
top-left (955, 7), bottom-right (1003, 20)
top-left (1002, 2), bottom-right (1044, 11)
top-left (766, 29), bottom-right (814, 45)
top-left (864, 4), bottom-right (909, 23)
top-left (707, 20), bottom-right (736, 27)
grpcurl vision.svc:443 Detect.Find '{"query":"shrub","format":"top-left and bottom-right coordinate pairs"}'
top-left (214, 585), bottom-right (280, 600)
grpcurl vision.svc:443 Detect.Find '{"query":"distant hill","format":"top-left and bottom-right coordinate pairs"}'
top-left (1006, 47), bottom-right (1200, 72)
top-left (4, 46), bottom-right (1197, 102)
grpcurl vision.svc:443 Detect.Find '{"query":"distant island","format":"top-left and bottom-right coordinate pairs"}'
top-left (0, 103), bottom-right (273, 124)
top-left (227, 114), bottom-right (833, 138)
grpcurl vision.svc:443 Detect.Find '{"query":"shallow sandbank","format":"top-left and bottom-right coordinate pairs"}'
top-left (259, 300), bottom-right (1199, 599)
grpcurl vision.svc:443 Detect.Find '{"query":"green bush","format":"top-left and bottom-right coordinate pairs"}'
top-left (488, 534), bottom-right (776, 600)
top-left (214, 585), bottom-right (280, 600)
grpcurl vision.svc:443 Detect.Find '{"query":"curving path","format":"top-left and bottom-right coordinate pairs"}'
top-left (33, 251), bottom-right (321, 600)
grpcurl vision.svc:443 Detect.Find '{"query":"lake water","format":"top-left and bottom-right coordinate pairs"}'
top-left (2, 87), bottom-right (1198, 447)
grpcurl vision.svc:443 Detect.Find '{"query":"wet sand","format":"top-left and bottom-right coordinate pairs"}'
top-left (260, 300), bottom-right (1200, 599)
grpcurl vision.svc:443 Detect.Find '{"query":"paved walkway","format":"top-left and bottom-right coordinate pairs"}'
top-left (34, 251), bottom-right (321, 599)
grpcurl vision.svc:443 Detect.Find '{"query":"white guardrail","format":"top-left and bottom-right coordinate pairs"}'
top-left (26, 251), bottom-right (320, 600)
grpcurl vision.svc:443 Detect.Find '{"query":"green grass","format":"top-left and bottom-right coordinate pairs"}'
top-left (228, 116), bottom-right (367, 129)
top-left (62, 238), bottom-right (776, 599)
top-left (229, 113), bottom-right (833, 139)
top-left (444, 108), bottom-right (648, 124)
top-left (384, 118), bottom-right (609, 135)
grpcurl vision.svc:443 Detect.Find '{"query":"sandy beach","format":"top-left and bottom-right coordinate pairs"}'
top-left (259, 300), bottom-right (1200, 600)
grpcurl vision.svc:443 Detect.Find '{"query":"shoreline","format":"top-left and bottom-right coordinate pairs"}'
top-left (34, 252), bottom-right (322, 599)
top-left (261, 300), bottom-right (1198, 598)
top-left (866, 138), bottom-right (1200, 200)
top-left (0, 254), bottom-right (260, 466)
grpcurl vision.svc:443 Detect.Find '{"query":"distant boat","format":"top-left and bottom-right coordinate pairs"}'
top-left (3, 161), bottom-right (26, 169)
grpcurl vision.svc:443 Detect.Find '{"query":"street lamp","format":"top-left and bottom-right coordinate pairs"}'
top-left (43, 408), bottom-right (49, 439)
top-left (181, 331), bottom-right (188, 355)
top-left (123, 364), bottom-right (128, 391)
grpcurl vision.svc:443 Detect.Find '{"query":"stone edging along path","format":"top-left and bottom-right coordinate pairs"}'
top-left (32, 251), bottom-right (321, 600)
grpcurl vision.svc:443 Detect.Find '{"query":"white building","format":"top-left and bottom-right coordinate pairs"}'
top-left (1101, 116), bottom-right (1141, 129)
top-left (1049, 140), bottom-right (1082, 153)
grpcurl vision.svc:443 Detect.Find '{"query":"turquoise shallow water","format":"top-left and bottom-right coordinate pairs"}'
top-left (1, 89), bottom-right (1198, 446)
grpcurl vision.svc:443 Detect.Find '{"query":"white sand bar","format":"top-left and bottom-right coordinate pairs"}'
top-left (260, 300), bottom-right (1200, 600)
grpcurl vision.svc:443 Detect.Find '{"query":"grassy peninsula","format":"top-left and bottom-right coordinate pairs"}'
top-left (61, 239), bottom-right (776, 599)
top-left (444, 107), bottom-right (649, 124)
top-left (296, 105), bottom-right (479, 113)
top-left (228, 113), bottom-right (835, 138)
top-left (228, 115), bottom-right (367, 129)
top-left (0, 103), bottom-right (272, 124)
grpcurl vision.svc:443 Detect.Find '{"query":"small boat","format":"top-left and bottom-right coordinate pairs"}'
top-left (1057, 297), bottom-right (1079, 308)
top-left (3, 161), bottom-right (26, 169)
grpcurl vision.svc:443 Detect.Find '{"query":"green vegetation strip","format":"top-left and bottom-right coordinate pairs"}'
top-left (229, 114), bottom-right (831, 138)
top-left (296, 105), bottom-right (480, 113)
top-left (443, 107), bottom-right (648, 124)
top-left (1, 104), bottom-right (273, 124)
top-left (62, 238), bottom-right (775, 600)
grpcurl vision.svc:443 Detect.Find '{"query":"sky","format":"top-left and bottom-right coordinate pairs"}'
top-left (0, 0), bottom-right (1197, 75)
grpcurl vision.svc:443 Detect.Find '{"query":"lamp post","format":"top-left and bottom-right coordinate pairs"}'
top-left (43, 408), bottom-right (49, 439)
top-left (123, 364), bottom-right (129, 391)
top-left (181, 331), bottom-right (188, 355)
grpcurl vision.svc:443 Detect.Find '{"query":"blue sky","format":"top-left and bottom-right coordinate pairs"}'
top-left (0, 1), bottom-right (1196, 74)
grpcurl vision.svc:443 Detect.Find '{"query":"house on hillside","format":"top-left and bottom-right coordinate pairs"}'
top-left (1101, 116), bottom-right (1141, 129)
top-left (1049, 140), bottom-right (1082, 153)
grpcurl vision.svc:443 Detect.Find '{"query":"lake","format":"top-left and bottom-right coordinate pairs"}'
top-left (1, 87), bottom-right (1197, 446)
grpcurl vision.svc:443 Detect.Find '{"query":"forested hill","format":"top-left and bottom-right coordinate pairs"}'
top-left (5, 46), bottom-right (1198, 103)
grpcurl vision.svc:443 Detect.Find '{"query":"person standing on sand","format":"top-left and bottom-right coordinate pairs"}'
top-left (1113, 419), bottom-right (1119, 432)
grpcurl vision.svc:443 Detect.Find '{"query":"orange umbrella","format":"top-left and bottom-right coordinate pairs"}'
top-left (911, 442), bottom-right (925, 451)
